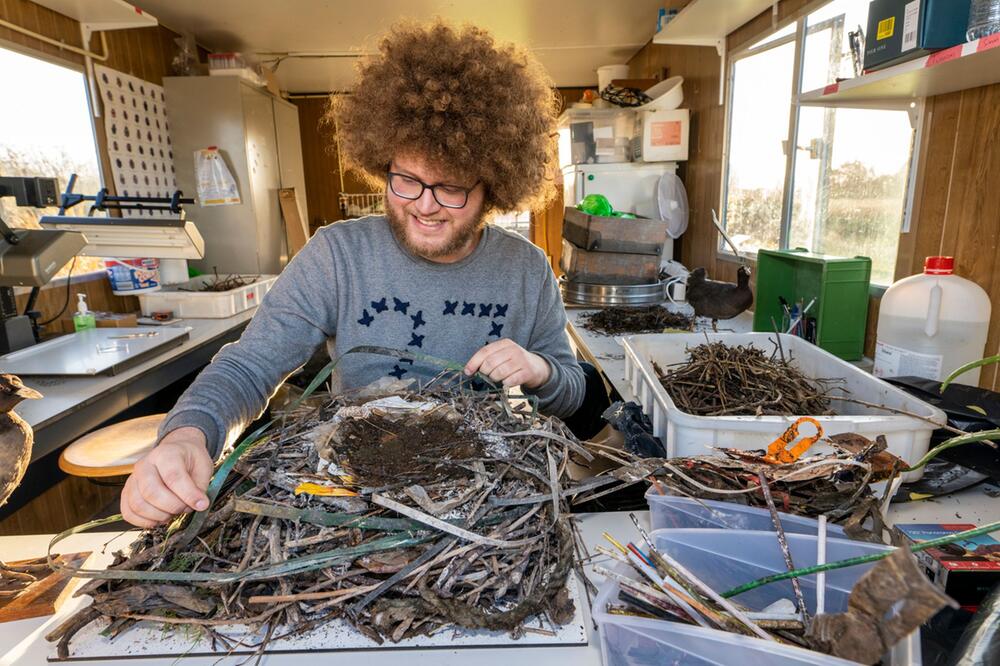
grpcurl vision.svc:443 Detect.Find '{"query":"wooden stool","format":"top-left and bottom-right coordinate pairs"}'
top-left (58, 414), bottom-right (165, 478)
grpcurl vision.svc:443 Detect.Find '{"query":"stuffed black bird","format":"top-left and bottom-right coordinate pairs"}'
top-left (0, 374), bottom-right (42, 509)
top-left (687, 265), bottom-right (753, 331)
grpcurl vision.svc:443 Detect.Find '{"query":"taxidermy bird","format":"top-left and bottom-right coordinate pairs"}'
top-left (687, 266), bottom-right (754, 330)
top-left (685, 209), bottom-right (755, 330)
top-left (0, 374), bottom-right (42, 509)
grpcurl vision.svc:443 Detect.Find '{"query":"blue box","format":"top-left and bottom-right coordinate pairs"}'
top-left (863, 0), bottom-right (972, 71)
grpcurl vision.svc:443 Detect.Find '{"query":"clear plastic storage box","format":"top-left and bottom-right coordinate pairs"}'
top-left (137, 274), bottom-right (277, 319)
top-left (621, 332), bottom-right (946, 481)
top-left (645, 488), bottom-right (848, 537)
top-left (557, 108), bottom-right (635, 167)
top-left (593, 528), bottom-right (921, 665)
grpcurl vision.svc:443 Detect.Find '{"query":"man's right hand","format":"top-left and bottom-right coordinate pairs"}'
top-left (120, 426), bottom-right (214, 528)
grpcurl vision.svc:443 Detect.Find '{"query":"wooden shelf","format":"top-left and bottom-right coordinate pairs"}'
top-left (33, 0), bottom-right (156, 33)
top-left (652, 0), bottom-right (776, 47)
top-left (799, 34), bottom-right (1000, 106)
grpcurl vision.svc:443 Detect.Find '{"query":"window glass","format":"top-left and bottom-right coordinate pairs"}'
top-left (801, 0), bottom-right (870, 91)
top-left (0, 46), bottom-right (104, 276)
top-left (722, 0), bottom-right (914, 286)
top-left (789, 107), bottom-right (911, 285)
top-left (723, 41), bottom-right (795, 254)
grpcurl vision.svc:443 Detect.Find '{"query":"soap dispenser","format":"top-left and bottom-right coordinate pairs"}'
top-left (72, 293), bottom-right (96, 332)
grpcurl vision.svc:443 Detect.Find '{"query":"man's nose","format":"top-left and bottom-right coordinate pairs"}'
top-left (412, 186), bottom-right (442, 216)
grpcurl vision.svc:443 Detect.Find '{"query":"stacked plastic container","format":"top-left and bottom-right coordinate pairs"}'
top-left (593, 528), bottom-right (920, 665)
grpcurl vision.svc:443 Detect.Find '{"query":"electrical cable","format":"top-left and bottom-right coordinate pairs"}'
top-left (38, 256), bottom-right (77, 326)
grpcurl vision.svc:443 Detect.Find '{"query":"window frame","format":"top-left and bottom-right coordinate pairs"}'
top-left (0, 37), bottom-right (108, 284)
top-left (0, 37), bottom-right (105, 189)
top-left (718, 8), bottom-right (925, 289)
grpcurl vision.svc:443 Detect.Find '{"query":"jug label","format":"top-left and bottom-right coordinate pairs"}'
top-left (874, 342), bottom-right (943, 380)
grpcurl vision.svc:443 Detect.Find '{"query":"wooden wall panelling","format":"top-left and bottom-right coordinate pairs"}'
top-left (626, 43), bottom-right (723, 280)
top-left (13, 273), bottom-right (139, 336)
top-left (0, 0), bottom-right (83, 65)
top-left (0, 474), bottom-right (120, 536)
top-left (290, 96), bottom-right (377, 233)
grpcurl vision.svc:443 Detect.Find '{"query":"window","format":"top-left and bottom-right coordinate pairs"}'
top-left (0, 44), bottom-right (104, 276)
top-left (722, 0), bottom-right (916, 286)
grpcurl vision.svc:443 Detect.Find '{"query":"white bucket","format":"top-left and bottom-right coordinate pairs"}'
top-left (104, 258), bottom-right (161, 296)
top-left (597, 64), bottom-right (629, 91)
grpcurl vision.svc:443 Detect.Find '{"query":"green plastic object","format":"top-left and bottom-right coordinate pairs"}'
top-left (577, 194), bottom-right (613, 217)
top-left (752, 248), bottom-right (872, 360)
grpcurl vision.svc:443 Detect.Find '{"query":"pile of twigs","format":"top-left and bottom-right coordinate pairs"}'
top-left (654, 341), bottom-right (835, 416)
top-left (580, 305), bottom-right (693, 336)
top-left (198, 269), bottom-right (258, 292)
top-left (0, 557), bottom-right (48, 599)
top-left (48, 379), bottom-right (588, 658)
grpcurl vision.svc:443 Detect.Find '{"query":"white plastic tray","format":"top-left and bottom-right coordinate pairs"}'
top-left (138, 274), bottom-right (277, 319)
top-left (593, 528), bottom-right (921, 666)
top-left (622, 332), bottom-right (947, 481)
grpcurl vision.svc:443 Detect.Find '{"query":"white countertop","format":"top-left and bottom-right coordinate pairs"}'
top-left (13, 310), bottom-right (254, 431)
top-left (4, 489), bottom-right (999, 665)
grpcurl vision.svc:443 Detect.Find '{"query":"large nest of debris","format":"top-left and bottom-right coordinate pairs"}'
top-left (49, 383), bottom-right (587, 658)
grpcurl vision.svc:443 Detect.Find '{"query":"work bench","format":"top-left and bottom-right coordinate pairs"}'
top-left (4, 492), bottom-right (1000, 665)
top-left (13, 310), bottom-right (254, 464)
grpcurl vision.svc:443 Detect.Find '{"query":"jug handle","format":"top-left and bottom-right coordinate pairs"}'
top-left (925, 283), bottom-right (942, 338)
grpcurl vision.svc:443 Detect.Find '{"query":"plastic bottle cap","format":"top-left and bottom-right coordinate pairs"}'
top-left (924, 256), bottom-right (954, 275)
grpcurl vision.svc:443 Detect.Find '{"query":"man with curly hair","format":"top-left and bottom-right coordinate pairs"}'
top-left (120, 20), bottom-right (590, 527)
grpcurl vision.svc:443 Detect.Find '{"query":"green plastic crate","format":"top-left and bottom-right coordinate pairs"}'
top-left (752, 248), bottom-right (871, 360)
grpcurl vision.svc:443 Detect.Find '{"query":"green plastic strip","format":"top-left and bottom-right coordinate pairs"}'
top-left (721, 519), bottom-right (1000, 599)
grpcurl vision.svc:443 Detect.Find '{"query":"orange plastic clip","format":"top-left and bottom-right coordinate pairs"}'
top-left (763, 416), bottom-right (824, 464)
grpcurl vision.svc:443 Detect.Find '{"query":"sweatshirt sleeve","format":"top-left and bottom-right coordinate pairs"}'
top-left (157, 232), bottom-right (337, 458)
top-left (521, 257), bottom-right (585, 418)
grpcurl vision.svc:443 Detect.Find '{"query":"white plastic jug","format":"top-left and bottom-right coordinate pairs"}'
top-left (874, 257), bottom-right (991, 385)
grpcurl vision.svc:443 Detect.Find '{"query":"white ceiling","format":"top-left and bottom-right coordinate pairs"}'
top-left (130, 0), bottom-right (665, 92)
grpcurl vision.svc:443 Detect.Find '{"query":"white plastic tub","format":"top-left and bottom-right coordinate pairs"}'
top-left (138, 274), bottom-right (277, 319)
top-left (645, 488), bottom-right (848, 537)
top-left (622, 332), bottom-right (947, 481)
top-left (593, 528), bottom-right (921, 665)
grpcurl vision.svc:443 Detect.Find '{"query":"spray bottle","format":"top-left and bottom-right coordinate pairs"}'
top-left (73, 293), bottom-right (96, 332)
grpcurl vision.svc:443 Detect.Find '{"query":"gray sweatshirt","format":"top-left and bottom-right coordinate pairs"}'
top-left (159, 215), bottom-right (585, 458)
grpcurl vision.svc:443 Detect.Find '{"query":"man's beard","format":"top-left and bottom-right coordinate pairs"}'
top-left (385, 197), bottom-right (486, 261)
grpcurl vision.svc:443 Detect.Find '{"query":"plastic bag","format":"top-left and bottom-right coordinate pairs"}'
top-left (656, 172), bottom-right (689, 239)
top-left (194, 147), bottom-right (241, 206)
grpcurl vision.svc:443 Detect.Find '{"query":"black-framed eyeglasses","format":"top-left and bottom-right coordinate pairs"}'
top-left (386, 171), bottom-right (480, 209)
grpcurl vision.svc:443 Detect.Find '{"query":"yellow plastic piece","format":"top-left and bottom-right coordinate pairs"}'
top-left (293, 482), bottom-right (359, 497)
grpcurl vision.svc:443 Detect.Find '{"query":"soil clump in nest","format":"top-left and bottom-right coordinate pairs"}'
top-left (335, 411), bottom-right (483, 486)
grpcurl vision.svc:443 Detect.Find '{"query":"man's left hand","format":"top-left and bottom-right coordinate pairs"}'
top-left (464, 338), bottom-right (551, 389)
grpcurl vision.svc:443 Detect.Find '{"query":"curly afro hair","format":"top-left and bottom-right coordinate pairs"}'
top-left (329, 19), bottom-right (561, 214)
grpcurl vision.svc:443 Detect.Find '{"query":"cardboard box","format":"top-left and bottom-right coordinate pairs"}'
top-left (562, 207), bottom-right (668, 256)
top-left (560, 239), bottom-right (659, 285)
top-left (863, 0), bottom-right (972, 71)
top-left (896, 523), bottom-right (1000, 610)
